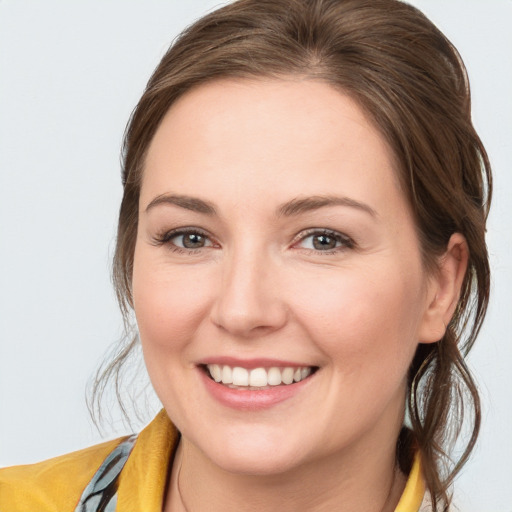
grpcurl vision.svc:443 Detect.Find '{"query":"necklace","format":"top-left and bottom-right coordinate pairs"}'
top-left (176, 457), bottom-right (191, 512)
top-left (379, 463), bottom-right (401, 512)
top-left (175, 457), bottom-right (400, 512)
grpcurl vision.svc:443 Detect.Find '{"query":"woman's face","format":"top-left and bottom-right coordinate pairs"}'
top-left (133, 79), bottom-right (438, 475)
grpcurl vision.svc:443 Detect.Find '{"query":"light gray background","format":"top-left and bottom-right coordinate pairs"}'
top-left (1, 1), bottom-right (511, 510)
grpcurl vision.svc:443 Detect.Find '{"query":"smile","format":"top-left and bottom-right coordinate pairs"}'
top-left (205, 364), bottom-right (315, 389)
top-left (199, 361), bottom-right (319, 410)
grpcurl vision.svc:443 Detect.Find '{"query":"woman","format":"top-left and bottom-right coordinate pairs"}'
top-left (0, 0), bottom-right (492, 511)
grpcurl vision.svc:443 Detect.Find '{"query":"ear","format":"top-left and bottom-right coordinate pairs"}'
top-left (418, 233), bottom-right (469, 344)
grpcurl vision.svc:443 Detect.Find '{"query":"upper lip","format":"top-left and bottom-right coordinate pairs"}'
top-left (198, 356), bottom-right (316, 369)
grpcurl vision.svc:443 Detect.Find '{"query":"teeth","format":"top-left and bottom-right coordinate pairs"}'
top-left (267, 367), bottom-right (282, 386)
top-left (222, 365), bottom-right (233, 384)
top-left (232, 367), bottom-right (249, 386)
top-left (210, 364), bottom-right (222, 382)
top-left (206, 364), bottom-right (314, 388)
top-left (282, 367), bottom-right (294, 385)
top-left (249, 368), bottom-right (267, 387)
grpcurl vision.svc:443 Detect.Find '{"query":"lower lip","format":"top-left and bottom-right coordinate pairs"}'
top-left (199, 369), bottom-right (314, 411)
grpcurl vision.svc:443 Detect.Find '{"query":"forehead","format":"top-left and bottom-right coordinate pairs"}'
top-left (141, 78), bottom-right (404, 218)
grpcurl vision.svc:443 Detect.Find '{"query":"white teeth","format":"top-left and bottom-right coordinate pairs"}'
top-left (267, 367), bottom-right (282, 386)
top-left (249, 368), bottom-right (267, 387)
top-left (232, 367), bottom-right (249, 386)
top-left (282, 367), bottom-right (294, 385)
top-left (206, 364), bottom-right (314, 388)
top-left (210, 364), bottom-right (222, 382)
top-left (222, 365), bottom-right (233, 384)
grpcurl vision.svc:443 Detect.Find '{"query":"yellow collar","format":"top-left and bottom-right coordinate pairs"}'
top-left (117, 410), bottom-right (425, 512)
top-left (395, 451), bottom-right (425, 512)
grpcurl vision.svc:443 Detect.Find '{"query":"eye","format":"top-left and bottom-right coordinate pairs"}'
top-left (295, 229), bottom-right (353, 253)
top-left (171, 231), bottom-right (211, 249)
top-left (153, 228), bottom-right (215, 252)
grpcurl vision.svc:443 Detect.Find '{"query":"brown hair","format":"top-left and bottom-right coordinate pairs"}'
top-left (92, 0), bottom-right (492, 509)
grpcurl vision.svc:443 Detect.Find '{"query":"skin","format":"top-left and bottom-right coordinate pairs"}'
top-left (132, 78), bottom-right (468, 512)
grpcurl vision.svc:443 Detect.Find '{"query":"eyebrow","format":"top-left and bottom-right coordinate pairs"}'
top-left (145, 194), bottom-right (217, 215)
top-left (277, 195), bottom-right (377, 218)
top-left (144, 193), bottom-right (377, 218)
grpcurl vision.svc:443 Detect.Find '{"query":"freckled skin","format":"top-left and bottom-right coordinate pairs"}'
top-left (132, 79), bottom-right (459, 510)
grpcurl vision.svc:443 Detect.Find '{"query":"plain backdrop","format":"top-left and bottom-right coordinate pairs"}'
top-left (0, 1), bottom-right (511, 510)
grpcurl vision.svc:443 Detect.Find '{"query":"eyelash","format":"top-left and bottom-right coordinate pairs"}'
top-left (293, 228), bottom-right (355, 255)
top-left (152, 227), bottom-right (355, 255)
top-left (152, 228), bottom-right (215, 255)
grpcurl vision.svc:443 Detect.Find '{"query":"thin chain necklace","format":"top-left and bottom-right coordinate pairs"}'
top-left (176, 457), bottom-right (191, 512)
top-left (379, 463), bottom-right (400, 512)
top-left (176, 459), bottom-right (399, 512)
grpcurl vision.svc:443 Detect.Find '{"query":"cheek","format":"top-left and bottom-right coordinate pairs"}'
top-left (292, 264), bottom-right (426, 373)
top-left (132, 250), bottom-right (214, 354)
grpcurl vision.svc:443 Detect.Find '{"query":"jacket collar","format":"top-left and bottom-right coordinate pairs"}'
top-left (116, 409), bottom-right (425, 511)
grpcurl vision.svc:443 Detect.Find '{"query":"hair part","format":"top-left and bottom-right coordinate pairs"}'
top-left (90, 1), bottom-right (492, 509)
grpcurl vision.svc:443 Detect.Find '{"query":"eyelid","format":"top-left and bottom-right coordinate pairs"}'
top-left (151, 226), bottom-right (354, 253)
top-left (291, 228), bottom-right (355, 251)
top-left (152, 226), bottom-right (217, 248)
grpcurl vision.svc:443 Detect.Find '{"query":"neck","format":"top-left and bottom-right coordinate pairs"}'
top-left (165, 428), bottom-right (407, 512)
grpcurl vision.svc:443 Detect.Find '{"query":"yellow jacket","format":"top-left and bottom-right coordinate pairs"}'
top-left (0, 410), bottom-right (426, 511)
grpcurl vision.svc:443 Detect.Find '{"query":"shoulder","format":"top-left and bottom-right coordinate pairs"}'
top-left (0, 436), bottom-right (128, 512)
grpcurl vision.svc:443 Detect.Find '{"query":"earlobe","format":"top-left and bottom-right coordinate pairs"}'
top-left (419, 233), bottom-right (469, 344)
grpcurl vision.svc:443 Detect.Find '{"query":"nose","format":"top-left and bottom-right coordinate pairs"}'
top-left (210, 246), bottom-right (288, 338)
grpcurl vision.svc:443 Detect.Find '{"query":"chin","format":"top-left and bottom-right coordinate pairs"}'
top-left (212, 448), bottom-right (304, 477)
top-left (192, 425), bottom-right (308, 476)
